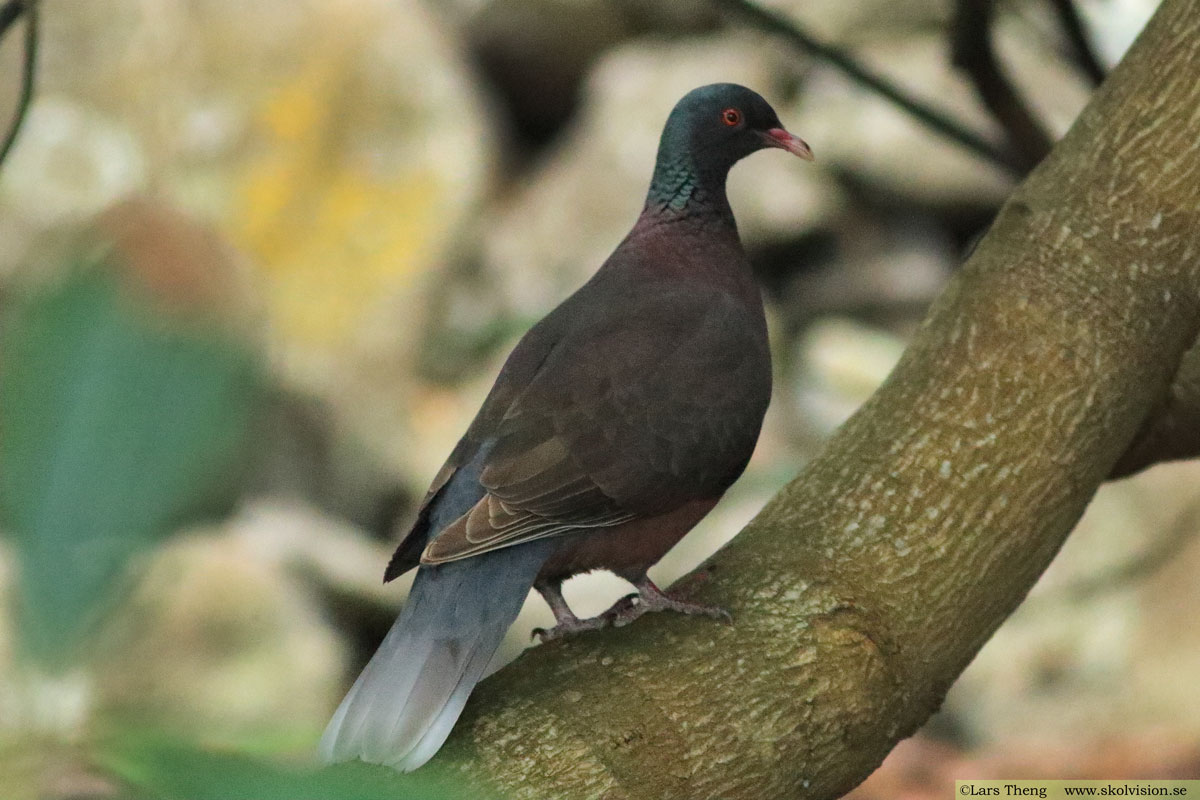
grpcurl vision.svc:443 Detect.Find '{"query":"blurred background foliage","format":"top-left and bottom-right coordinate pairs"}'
top-left (0, 0), bottom-right (1197, 798)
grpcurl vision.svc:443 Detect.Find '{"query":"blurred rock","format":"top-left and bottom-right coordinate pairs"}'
top-left (0, 740), bottom-right (127, 800)
top-left (95, 509), bottom-right (349, 745)
top-left (0, 669), bottom-right (91, 741)
top-left (766, 210), bottom-right (958, 330)
top-left (0, 98), bottom-right (146, 226)
top-left (1129, 465), bottom-right (1200, 735)
top-left (38, 757), bottom-right (124, 800)
top-left (233, 499), bottom-right (397, 612)
top-left (794, 317), bottom-right (907, 434)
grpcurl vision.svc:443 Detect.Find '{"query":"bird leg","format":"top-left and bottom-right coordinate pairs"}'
top-left (531, 578), bottom-right (612, 642)
top-left (606, 574), bottom-right (731, 628)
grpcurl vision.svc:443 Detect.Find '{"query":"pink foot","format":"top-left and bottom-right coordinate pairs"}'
top-left (605, 576), bottom-right (731, 628)
top-left (532, 613), bottom-right (611, 642)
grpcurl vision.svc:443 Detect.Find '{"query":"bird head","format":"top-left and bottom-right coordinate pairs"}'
top-left (663, 83), bottom-right (814, 171)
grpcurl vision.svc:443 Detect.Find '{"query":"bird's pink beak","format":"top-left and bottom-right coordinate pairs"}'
top-left (763, 128), bottom-right (814, 161)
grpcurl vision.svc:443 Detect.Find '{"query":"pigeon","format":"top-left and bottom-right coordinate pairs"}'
top-left (320, 83), bottom-right (813, 772)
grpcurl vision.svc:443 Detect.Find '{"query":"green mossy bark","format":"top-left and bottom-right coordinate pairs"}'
top-left (426, 1), bottom-right (1200, 796)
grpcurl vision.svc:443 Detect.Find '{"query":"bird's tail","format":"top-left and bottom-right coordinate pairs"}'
top-left (318, 541), bottom-right (554, 771)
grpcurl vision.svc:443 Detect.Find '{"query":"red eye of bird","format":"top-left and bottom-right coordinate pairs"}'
top-left (721, 108), bottom-right (742, 126)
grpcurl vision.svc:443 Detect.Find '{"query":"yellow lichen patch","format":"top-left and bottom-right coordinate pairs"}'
top-left (227, 56), bottom-right (446, 350)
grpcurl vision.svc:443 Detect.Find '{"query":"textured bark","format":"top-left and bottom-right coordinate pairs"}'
top-left (421, 2), bottom-right (1200, 797)
top-left (1111, 341), bottom-right (1200, 477)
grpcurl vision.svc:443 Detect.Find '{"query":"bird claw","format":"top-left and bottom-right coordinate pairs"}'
top-left (533, 580), bottom-right (731, 641)
top-left (531, 613), bottom-right (612, 643)
top-left (603, 592), bottom-right (641, 626)
top-left (605, 586), bottom-right (731, 627)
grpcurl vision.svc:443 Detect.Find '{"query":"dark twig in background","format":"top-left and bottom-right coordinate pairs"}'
top-left (1049, 0), bottom-right (1107, 87)
top-left (0, 0), bottom-right (39, 170)
top-left (0, 0), bottom-right (26, 33)
top-left (711, 0), bottom-right (1027, 176)
top-left (951, 0), bottom-right (1053, 172)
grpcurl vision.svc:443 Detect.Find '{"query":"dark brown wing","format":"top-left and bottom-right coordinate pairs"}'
top-left (421, 434), bottom-right (635, 563)
top-left (383, 310), bottom-right (565, 580)
top-left (420, 287), bottom-right (770, 565)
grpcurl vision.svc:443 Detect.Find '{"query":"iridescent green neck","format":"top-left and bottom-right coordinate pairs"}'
top-left (644, 135), bottom-right (734, 225)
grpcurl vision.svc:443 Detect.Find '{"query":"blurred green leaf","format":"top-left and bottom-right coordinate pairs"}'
top-left (0, 260), bottom-right (262, 668)
top-left (97, 736), bottom-right (488, 800)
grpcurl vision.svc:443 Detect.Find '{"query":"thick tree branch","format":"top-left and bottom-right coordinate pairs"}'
top-left (403, 1), bottom-right (1200, 796)
top-left (951, 0), bottom-right (1054, 171)
top-left (711, 0), bottom-right (1026, 174)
